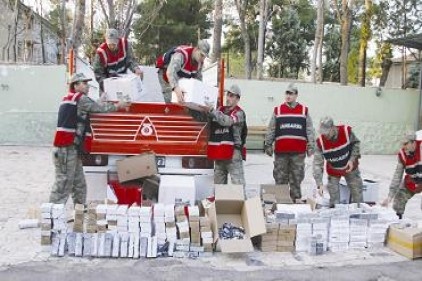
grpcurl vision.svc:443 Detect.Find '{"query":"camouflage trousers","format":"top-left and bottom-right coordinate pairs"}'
top-left (327, 168), bottom-right (363, 207)
top-left (393, 186), bottom-right (416, 215)
top-left (214, 149), bottom-right (245, 185)
top-left (273, 153), bottom-right (306, 201)
top-left (49, 146), bottom-right (87, 205)
top-left (157, 69), bottom-right (172, 103)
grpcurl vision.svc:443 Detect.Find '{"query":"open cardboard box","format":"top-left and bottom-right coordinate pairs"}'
top-left (208, 184), bottom-right (266, 253)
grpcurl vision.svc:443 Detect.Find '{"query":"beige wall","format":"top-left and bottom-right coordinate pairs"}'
top-left (226, 79), bottom-right (419, 154)
top-left (0, 65), bottom-right (419, 154)
top-left (0, 64), bottom-right (66, 145)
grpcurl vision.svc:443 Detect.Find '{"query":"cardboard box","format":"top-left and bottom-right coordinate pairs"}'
top-left (208, 184), bottom-right (266, 253)
top-left (158, 175), bottom-right (196, 205)
top-left (387, 224), bottom-right (422, 259)
top-left (171, 78), bottom-right (218, 111)
top-left (261, 184), bottom-right (293, 204)
top-left (117, 153), bottom-right (158, 183)
top-left (104, 74), bottom-right (144, 102)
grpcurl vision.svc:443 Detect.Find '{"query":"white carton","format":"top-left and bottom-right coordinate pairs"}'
top-left (171, 78), bottom-right (218, 110)
top-left (158, 175), bottom-right (196, 205)
top-left (104, 74), bottom-right (143, 102)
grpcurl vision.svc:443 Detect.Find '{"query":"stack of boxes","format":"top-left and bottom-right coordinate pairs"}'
top-left (86, 202), bottom-right (97, 233)
top-left (96, 204), bottom-right (107, 233)
top-left (154, 203), bottom-right (166, 247)
top-left (310, 218), bottom-right (329, 254)
top-left (128, 205), bottom-right (141, 258)
top-left (349, 218), bottom-right (368, 249)
top-left (51, 204), bottom-right (67, 257)
top-left (277, 224), bottom-right (296, 252)
top-left (329, 216), bottom-right (350, 252)
top-left (40, 203), bottom-right (53, 247)
top-left (140, 206), bottom-right (152, 257)
top-left (73, 204), bottom-right (85, 233)
top-left (174, 206), bottom-right (190, 256)
top-left (188, 206), bottom-right (201, 249)
top-left (116, 205), bottom-right (128, 233)
top-left (165, 204), bottom-right (177, 244)
top-left (200, 217), bottom-right (213, 252)
top-left (260, 223), bottom-right (278, 252)
top-left (367, 219), bottom-right (390, 248)
top-left (295, 220), bottom-right (312, 252)
top-left (106, 204), bottom-right (118, 231)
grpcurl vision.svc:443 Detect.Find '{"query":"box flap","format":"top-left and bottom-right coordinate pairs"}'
top-left (215, 184), bottom-right (244, 201)
top-left (242, 197), bottom-right (266, 237)
top-left (261, 184), bottom-right (292, 204)
top-left (219, 238), bottom-right (253, 253)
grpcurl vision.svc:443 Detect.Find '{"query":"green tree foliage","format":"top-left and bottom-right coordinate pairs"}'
top-left (322, 20), bottom-right (341, 82)
top-left (266, 7), bottom-right (309, 78)
top-left (132, 0), bottom-right (212, 65)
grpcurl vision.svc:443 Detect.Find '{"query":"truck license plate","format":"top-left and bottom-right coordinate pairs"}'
top-left (156, 156), bottom-right (166, 168)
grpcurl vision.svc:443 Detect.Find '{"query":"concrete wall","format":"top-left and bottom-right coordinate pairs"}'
top-left (0, 64), bottom-right (419, 154)
top-left (0, 64), bottom-right (66, 145)
top-left (225, 79), bottom-right (419, 154)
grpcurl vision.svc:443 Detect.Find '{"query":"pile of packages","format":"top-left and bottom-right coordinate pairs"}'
top-left (41, 202), bottom-right (214, 258)
top-left (266, 203), bottom-right (399, 255)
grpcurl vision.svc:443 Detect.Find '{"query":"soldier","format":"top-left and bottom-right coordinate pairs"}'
top-left (264, 83), bottom-right (315, 202)
top-left (93, 28), bottom-right (143, 91)
top-left (313, 116), bottom-right (363, 207)
top-left (49, 73), bottom-right (130, 205)
top-left (203, 84), bottom-right (247, 185)
top-left (381, 131), bottom-right (422, 219)
top-left (155, 40), bottom-right (210, 103)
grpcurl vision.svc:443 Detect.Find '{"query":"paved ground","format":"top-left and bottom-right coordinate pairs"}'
top-left (1, 146), bottom-right (422, 280)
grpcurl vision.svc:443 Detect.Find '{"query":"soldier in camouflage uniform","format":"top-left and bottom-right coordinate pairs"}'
top-left (264, 83), bottom-right (315, 202)
top-left (381, 131), bottom-right (422, 219)
top-left (313, 116), bottom-right (363, 207)
top-left (156, 40), bottom-right (210, 103)
top-left (93, 29), bottom-right (143, 91)
top-left (203, 84), bottom-right (247, 185)
top-left (49, 73), bottom-right (130, 205)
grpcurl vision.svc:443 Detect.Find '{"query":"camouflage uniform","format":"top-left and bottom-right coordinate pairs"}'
top-left (389, 159), bottom-right (417, 216)
top-left (209, 107), bottom-right (246, 185)
top-left (92, 41), bottom-right (139, 90)
top-left (313, 128), bottom-right (363, 206)
top-left (265, 102), bottom-right (315, 201)
top-left (49, 95), bottom-right (118, 205)
top-left (158, 52), bottom-right (203, 103)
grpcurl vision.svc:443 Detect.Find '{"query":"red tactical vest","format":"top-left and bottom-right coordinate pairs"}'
top-left (53, 91), bottom-right (92, 152)
top-left (96, 38), bottom-right (128, 75)
top-left (398, 140), bottom-right (422, 193)
top-left (274, 103), bottom-right (308, 153)
top-left (207, 106), bottom-right (243, 160)
top-left (156, 46), bottom-right (199, 82)
top-left (317, 125), bottom-right (357, 177)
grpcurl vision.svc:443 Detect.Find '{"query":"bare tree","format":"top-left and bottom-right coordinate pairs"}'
top-left (70, 0), bottom-right (86, 50)
top-left (311, 0), bottom-right (324, 83)
top-left (256, 0), bottom-right (267, 79)
top-left (235, 0), bottom-right (252, 79)
top-left (358, 0), bottom-right (372, 87)
top-left (58, 0), bottom-right (67, 64)
top-left (98, 0), bottom-right (138, 37)
top-left (211, 0), bottom-right (223, 63)
top-left (332, 0), bottom-right (356, 85)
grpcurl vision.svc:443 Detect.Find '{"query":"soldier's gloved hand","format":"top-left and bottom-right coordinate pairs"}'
top-left (116, 100), bottom-right (131, 110)
top-left (345, 160), bottom-right (354, 173)
top-left (264, 145), bottom-right (273, 157)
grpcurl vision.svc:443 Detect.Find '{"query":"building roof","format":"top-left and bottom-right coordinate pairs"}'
top-left (387, 33), bottom-right (422, 50)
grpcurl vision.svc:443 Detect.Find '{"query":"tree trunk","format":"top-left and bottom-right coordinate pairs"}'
top-left (71, 0), bottom-right (86, 50)
top-left (358, 0), bottom-right (372, 87)
top-left (59, 0), bottom-right (67, 64)
top-left (12, 0), bottom-right (20, 62)
top-left (333, 0), bottom-right (355, 85)
top-left (312, 0), bottom-right (324, 83)
top-left (256, 0), bottom-right (266, 80)
top-left (211, 0), bottom-right (223, 63)
top-left (379, 58), bottom-right (392, 87)
top-left (235, 0), bottom-right (252, 79)
top-left (107, 0), bottom-right (116, 28)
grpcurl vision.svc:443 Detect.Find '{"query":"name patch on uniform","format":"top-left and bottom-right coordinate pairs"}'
top-left (328, 152), bottom-right (349, 163)
top-left (214, 128), bottom-right (230, 134)
top-left (280, 123), bottom-right (303, 130)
